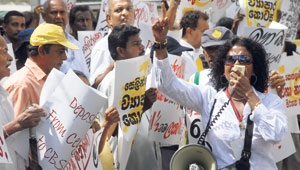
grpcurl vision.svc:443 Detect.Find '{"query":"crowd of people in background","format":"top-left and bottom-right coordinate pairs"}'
top-left (0, 0), bottom-right (300, 170)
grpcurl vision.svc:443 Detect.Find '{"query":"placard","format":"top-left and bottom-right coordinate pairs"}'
top-left (78, 31), bottom-right (106, 70)
top-left (36, 70), bottom-right (107, 170)
top-left (148, 55), bottom-right (184, 145)
top-left (65, 129), bottom-right (103, 170)
top-left (113, 54), bottom-right (149, 170)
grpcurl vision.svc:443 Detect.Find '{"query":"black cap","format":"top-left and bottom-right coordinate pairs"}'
top-left (166, 36), bottom-right (193, 55)
top-left (201, 26), bottom-right (233, 48)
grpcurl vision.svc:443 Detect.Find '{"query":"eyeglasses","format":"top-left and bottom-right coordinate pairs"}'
top-left (225, 55), bottom-right (253, 65)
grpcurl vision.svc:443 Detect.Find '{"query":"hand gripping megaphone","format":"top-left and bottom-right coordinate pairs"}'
top-left (170, 144), bottom-right (217, 170)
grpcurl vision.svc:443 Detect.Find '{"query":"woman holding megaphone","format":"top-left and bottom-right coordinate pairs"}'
top-left (151, 11), bottom-right (287, 170)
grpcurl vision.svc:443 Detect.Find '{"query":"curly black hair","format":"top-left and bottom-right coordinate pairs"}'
top-left (211, 37), bottom-right (269, 93)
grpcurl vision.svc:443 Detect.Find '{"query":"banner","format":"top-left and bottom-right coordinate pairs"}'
top-left (65, 129), bottom-right (103, 170)
top-left (237, 23), bottom-right (287, 68)
top-left (37, 70), bottom-right (107, 170)
top-left (0, 126), bottom-right (12, 164)
top-left (113, 54), bottom-right (149, 170)
top-left (148, 55), bottom-right (184, 145)
top-left (78, 31), bottom-right (106, 70)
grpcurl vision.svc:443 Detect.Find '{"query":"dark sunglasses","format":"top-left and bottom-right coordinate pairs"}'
top-left (225, 55), bottom-right (253, 65)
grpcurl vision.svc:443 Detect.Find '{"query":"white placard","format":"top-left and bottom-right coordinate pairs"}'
top-left (238, 0), bottom-right (279, 29)
top-left (272, 52), bottom-right (300, 117)
top-left (148, 55), bottom-right (184, 145)
top-left (78, 31), bottom-right (106, 70)
top-left (65, 129), bottom-right (103, 170)
top-left (36, 70), bottom-right (107, 170)
top-left (237, 24), bottom-right (287, 68)
top-left (113, 54), bottom-right (149, 170)
top-left (0, 126), bottom-right (12, 164)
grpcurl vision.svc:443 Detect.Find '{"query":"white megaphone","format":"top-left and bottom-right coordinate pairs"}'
top-left (170, 144), bottom-right (217, 170)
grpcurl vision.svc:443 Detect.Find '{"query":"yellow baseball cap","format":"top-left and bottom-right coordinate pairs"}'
top-left (30, 23), bottom-right (79, 50)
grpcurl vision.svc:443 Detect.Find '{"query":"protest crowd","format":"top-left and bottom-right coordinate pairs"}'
top-left (0, 0), bottom-right (300, 170)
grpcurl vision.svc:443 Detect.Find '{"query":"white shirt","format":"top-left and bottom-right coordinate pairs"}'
top-left (61, 32), bottom-right (90, 79)
top-left (180, 39), bottom-right (201, 80)
top-left (89, 33), bottom-right (113, 85)
top-left (154, 58), bottom-right (287, 170)
top-left (0, 85), bottom-right (26, 170)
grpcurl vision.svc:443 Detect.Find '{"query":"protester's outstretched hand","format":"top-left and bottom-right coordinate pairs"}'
top-left (152, 2), bottom-right (169, 43)
top-left (143, 88), bottom-right (157, 112)
top-left (103, 106), bottom-right (120, 128)
top-left (16, 104), bottom-right (46, 130)
top-left (232, 10), bottom-right (245, 34)
top-left (269, 70), bottom-right (285, 98)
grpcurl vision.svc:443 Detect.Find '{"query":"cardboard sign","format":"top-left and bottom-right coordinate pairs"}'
top-left (237, 23), bottom-right (287, 67)
top-left (113, 54), bottom-right (149, 170)
top-left (36, 70), bottom-right (107, 170)
top-left (148, 55), bottom-right (184, 145)
top-left (238, 0), bottom-right (279, 28)
top-left (78, 31), bottom-right (106, 70)
top-left (0, 127), bottom-right (12, 164)
top-left (65, 129), bottom-right (103, 170)
top-left (273, 52), bottom-right (300, 116)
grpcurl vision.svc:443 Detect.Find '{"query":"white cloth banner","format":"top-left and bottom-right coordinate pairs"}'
top-left (0, 126), bottom-right (12, 164)
top-left (148, 55), bottom-right (184, 145)
top-left (78, 31), bottom-right (106, 70)
top-left (36, 70), bottom-right (107, 170)
top-left (65, 129), bottom-right (103, 170)
top-left (113, 54), bottom-right (149, 170)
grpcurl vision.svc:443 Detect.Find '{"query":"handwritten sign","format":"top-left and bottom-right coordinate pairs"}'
top-left (78, 31), bottom-right (106, 70)
top-left (148, 55), bottom-right (184, 145)
top-left (237, 23), bottom-right (287, 67)
top-left (0, 127), bottom-right (12, 164)
top-left (37, 70), bottom-right (107, 170)
top-left (277, 0), bottom-right (300, 40)
top-left (65, 129), bottom-right (103, 170)
top-left (95, 0), bottom-right (110, 34)
top-left (272, 52), bottom-right (300, 117)
top-left (113, 54), bottom-right (149, 170)
top-left (239, 0), bottom-right (279, 28)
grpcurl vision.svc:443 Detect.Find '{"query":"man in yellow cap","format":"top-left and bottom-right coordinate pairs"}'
top-left (4, 22), bottom-right (78, 118)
